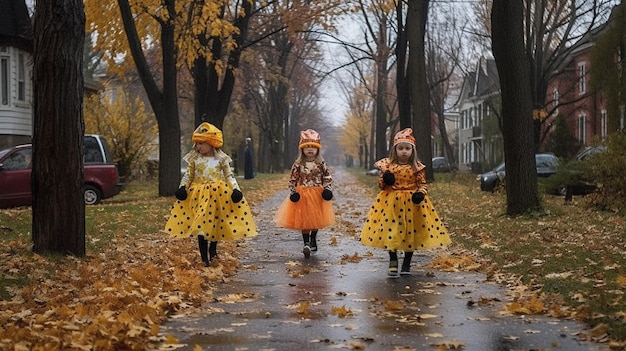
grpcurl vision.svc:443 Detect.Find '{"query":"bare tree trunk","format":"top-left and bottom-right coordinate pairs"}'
top-left (117, 0), bottom-right (181, 197)
top-left (395, 2), bottom-right (411, 129)
top-left (492, 0), bottom-right (541, 215)
top-left (407, 0), bottom-right (433, 180)
top-left (32, 0), bottom-right (86, 256)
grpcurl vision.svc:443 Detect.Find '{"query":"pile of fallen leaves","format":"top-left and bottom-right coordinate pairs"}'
top-left (0, 232), bottom-right (242, 350)
top-left (0, 175), bottom-right (287, 350)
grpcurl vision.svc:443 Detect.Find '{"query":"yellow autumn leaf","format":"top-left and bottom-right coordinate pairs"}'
top-left (331, 305), bottom-right (354, 318)
top-left (296, 301), bottom-right (310, 315)
top-left (383, 300), bottom-right (404, 311)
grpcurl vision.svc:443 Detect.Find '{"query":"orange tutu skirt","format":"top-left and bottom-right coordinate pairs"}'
top-left (274, 186), bottom-right (335, 230)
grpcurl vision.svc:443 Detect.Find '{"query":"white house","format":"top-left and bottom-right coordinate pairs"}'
top-left (0, 0), bottom-right (33, 149)
top-left (455, 57), bottom-right (502, 173)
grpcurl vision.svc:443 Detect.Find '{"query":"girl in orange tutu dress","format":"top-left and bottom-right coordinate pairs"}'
top-left (360, 128), bottom-right (451, 277)
top-left (274, 129), bottom-right (335, 258)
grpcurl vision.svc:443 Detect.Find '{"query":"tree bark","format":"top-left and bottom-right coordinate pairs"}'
top-left (491, 0), bottom-right (541, 215)
top-left (395, 2), bottom-right (411, 129)
top-left (407, 0), bottom-right (433, 180)
top-left (117, 0), bottom-right (180, 197)
top-left (32, 0), bottom-right (86, 256)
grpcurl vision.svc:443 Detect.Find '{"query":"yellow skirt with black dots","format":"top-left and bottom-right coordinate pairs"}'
top-left (360, 189), bottom-right (450, 251)
top-left (274, 186), bottom-right (335, 230)
top-left (165, 180), bottom-right (257, 240)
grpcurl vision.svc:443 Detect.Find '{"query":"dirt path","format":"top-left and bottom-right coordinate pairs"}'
top-left (157, 168), bottom-right (607, 351)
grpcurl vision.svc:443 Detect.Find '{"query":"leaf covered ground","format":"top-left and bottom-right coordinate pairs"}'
top-left (1, 170), bottom-right (625, 350)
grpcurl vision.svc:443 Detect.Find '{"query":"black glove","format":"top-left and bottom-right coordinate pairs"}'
top-left (412, 192), bottom-right (425, 204)
top-left (322, 189), bottom-right (333, 201)
top-left (231, 189), bottom-right (243, 203)
top-left (290, 192), bottom-right (300, 202)
top-left (382, 171), bottom-right (395, 185)
top-left (175, 186), bottom-right (187, 201)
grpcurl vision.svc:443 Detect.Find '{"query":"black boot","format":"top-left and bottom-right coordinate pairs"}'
top-left (401, 251), bottom-right (413, 276)
top-left (209, 241), bottom-right (218, 262)
top-left (198, 235), bottom-right (209, 266)
top-left (302, 231), bottom-right (311, 258)
top-left (310, 230), bottom-right (318, 252)
top-left (388, 251), bottom-right (399, 278)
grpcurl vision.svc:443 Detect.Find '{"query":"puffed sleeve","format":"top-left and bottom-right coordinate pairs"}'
top-left (180, 161), bottom-right (195, 187)
top-left (374, 158), bottom-right (391, 190)
top-left (415, 168), bottom-right (428, 195)
top-left (320, 161), bottom-right (333, 190)
top-left (220, 157), bottom-right (240, 190)
top-left (288, 163), bottom-right (300, 192)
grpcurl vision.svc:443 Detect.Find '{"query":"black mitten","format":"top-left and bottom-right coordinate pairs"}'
top-left (290, 192), bottom-right (300, 202)
top-left (175, 186), bottom-right (187, 201)
top-left (412, 192), bottom-right (425, 204)
top-left (231, 189), bottom-right (243, 203)
top-left (382, 171), bottom-right (395, 185)
top-left (322, 189), bottom-right (333, 201)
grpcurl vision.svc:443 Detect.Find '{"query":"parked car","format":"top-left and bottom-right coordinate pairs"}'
top-left (432, 157), bottom-right (451, 172)
top-left (478, 153), bottom-right (560, 192)
top-left (0, 135), bottom-right (125, 208)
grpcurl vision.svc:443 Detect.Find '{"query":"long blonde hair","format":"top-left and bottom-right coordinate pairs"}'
top-left (294, 148), bottom-right (323, 165)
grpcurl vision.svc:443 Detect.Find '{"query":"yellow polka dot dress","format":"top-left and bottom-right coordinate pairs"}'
top-left (360, 158), bottom-right (450, 251)
top-left (165, 153), bottom-right (257, 241)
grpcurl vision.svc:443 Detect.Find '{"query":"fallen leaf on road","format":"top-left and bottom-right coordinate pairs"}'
top-left (430, 340), bottom-right (465, 349)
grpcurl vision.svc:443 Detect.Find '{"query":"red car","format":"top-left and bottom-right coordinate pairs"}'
top-left (0, 135), bottom-right (125, 208)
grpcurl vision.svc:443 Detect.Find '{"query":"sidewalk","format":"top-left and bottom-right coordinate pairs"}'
top-left (157, 168), bottom-right (607, 351)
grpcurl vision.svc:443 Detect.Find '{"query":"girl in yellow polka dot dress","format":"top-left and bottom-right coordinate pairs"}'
top-left (360, 128), bottom-right (451, 277)
top-left (165, 122), bottom-right (257, 266)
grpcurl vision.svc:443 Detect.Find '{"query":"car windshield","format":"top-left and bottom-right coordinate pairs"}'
top-left (494, 163), bottom-right (505, 172)
top-left (0, 148), bottom-right (9, 159)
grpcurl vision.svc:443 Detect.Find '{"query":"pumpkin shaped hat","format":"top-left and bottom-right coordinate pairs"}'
top-left (299, 129), bottom-right (321, 149)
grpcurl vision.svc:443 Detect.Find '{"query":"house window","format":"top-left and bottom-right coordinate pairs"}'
top-left (578, 62), bottom-right (586, 95)
top-left (1, 57), bottom-right (8, 106)
top-left (578, 112), bottom-right (586, 143)
top-left (601, 109), bottom-right (607, 138)
top-left (18, 53), bottom-right (25, 101)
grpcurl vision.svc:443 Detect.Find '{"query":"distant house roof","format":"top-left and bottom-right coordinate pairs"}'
top-left (457, 57), bottom-right (500, 106)
top-left (471, 58), bottom-right (500, 98)
top-left (0, 0), bottom-right (33, 52)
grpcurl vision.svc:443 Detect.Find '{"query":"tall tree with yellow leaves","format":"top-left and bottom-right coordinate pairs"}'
top-left (85, 0), bottom-right (183, 196)
top-left (340, 82), bottom-right (373, 168)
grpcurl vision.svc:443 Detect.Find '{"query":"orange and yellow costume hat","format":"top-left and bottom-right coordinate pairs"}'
top-left (192, 122), bottom-right (223, 148)
top-left (299, 129), bottom-right (322, 149)
top-left (393, 128), bottom-right (416, 147)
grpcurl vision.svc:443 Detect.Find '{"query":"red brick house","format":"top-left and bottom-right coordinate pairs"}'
top-left (543, 7), bottom-right (626, 159)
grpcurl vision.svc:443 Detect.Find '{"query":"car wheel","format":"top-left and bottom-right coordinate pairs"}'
top-left (84, 185), bottom-right (102, 205)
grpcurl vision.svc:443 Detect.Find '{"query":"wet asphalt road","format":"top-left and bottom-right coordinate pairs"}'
top-left (158, 168), bottom-right (607, 351)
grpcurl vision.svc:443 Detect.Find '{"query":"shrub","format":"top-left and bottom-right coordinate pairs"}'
top-left (587, 133), bottom-right (626, 213)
